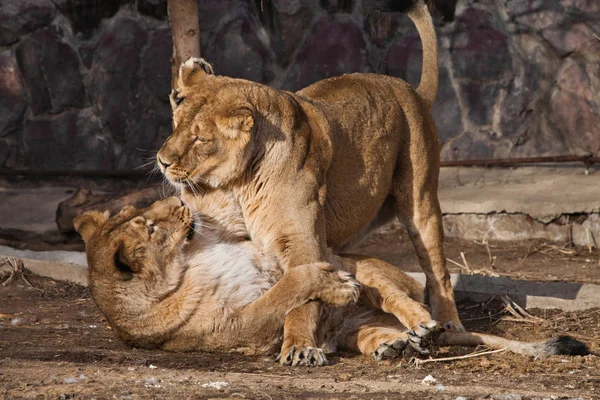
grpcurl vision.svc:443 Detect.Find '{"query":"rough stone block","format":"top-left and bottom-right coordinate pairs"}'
top-left (284, 16), bottom-right (367, 91)
top-left (15, 28), bottom-right (85, 115)
top-left (0, 0), bottom-right (56, 46)
top-left (0, 51), bottom-right (26, 137)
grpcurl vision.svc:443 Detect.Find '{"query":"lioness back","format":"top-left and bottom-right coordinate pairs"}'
top-left (296, 73), bottom-right (433, 246)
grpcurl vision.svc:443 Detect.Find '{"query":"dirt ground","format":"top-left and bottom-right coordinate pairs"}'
top-left (1, 271), bottom-right (599, 400)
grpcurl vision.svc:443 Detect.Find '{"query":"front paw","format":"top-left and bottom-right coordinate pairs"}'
top-left (407, 320), bottom-right (442, 355)
top-left (318, 270), bottom-right (361, 306)
top-left (277, 344), bottom-right (328, 367)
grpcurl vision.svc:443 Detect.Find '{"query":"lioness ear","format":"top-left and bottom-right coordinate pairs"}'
top-left (74, 210), bottom-right (110, 243)
top-left (177, 57), bottom-right (214, 88)
top-left (215, 109), bottom-right (254, 139)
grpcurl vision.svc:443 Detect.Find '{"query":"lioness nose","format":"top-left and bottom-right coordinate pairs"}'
top-left (157, 157), bottom-right (171, 168)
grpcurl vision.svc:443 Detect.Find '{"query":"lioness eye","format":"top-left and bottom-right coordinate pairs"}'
top-left (196, 136), bottom-right (209, 143)
top-left (171, 90), bottom-right (184, 106)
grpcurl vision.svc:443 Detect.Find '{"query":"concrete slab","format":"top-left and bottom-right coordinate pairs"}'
top-left (407, 273), bottom-right (600, 312)
top-left (0, 245), bottom-right (88, 285)
top-left (0, 245), bottom-right (87, 266)
top-left (439, 165), bottom-right (600, 222)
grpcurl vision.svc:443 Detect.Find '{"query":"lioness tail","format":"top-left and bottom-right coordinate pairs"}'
top-left (439, 332), bottom-right (590, 358)
top-left (373, 0), bottom-right (438, 108)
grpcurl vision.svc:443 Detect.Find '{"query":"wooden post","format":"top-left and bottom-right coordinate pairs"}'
top-left (167, 0), bottom-right (201, 88)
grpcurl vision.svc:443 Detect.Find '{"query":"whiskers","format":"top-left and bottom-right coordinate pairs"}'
top-left (135, 159), bottom-right (157, 170)
top-left (185, 176), bottom-right (206, 198)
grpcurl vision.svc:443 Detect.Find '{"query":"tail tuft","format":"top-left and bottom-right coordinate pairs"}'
top-left (545, 336), bottom-right (590, 356)
top-left (371, 0), bottom-right (420, 13)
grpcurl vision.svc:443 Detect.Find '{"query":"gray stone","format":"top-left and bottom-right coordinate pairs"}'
top-left (0, 51), bottom-right (26, 137)
top-left (0, 137), bottom-right (18, 168)
top-left (284, 16), bottom-right (367, 91)
top-left (23, 109), bottom-right (113, 170)
top-left (461, 81), bottom-right (500, 126)
top-left (137, 0), bottom-right (167, 20)
top-left (451, 7), bottom-right (512, 82)
top-left (385, 32), bottom-right (422, 87)
top-left (141, 27), bottom-right (172, 101)
top-left (205, 12), bottom-right (274, 84)
top-left (0, 0), bottom-right (56, 45)
top-left (269, 0), bottom-right (318, 65)
top-left (432, 67), bottom-right (463, 144)
top-left (507, 0), bottom-right (600, 57)
top-left (52, 0), bottom-right (124, 38)
top-left (320, 0), bottom-right (354, 13)
top-left (15, 27), bottom-right (85, 115)
top-left (198, 0), bottom-right (245, 38)
top-left (550, 56), bottom-right (600, 155)
top-left (91, 16), bottom-right (147, 143)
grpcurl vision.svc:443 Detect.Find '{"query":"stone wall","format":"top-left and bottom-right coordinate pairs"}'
top-left (1, 0), bottom-right (599, 171)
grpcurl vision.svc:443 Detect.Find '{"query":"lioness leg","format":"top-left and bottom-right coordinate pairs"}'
top-left (262, 195), bottom-right (334, 366)
top-left (234, 262), bottom-right (359, 351)
top-left (340, 256), bottom-right (440, 353)
top-left (391, 117), bottom-right (462, 330)
top-left (335, 311), bottom-right (411, 360)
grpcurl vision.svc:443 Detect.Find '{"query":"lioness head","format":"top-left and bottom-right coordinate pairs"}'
top-left (74, 197), bottom-right (196, 345)
top-left (157, 57), bottom-right (256, 190)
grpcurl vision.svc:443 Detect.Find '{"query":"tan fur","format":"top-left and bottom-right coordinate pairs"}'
top-left (78, 200), bottom-right (587, 362)
top-left (156, 0), bottom-right (459, 364)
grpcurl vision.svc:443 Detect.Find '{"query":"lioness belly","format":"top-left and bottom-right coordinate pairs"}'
top-left (299, 74), bottom-right (411, 247)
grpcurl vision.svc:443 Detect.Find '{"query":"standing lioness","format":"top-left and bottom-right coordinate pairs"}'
top-left (157, 0), bottom-right (457, 365)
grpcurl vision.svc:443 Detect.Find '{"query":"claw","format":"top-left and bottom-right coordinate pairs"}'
top-left (372, 339), bottom-right (408, 361)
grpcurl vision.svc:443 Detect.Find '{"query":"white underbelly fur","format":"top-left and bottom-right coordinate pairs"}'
top-left (187, 242), bottom-right (281, 309)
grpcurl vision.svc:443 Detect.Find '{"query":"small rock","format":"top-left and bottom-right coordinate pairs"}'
top-left (148, 364), bottom-right (158, 369)
top-left (10, 318), bottom-right (22, 326)
top-left (456, 397), bottom-right (469, 400)
top-left (435, 384), bottom-right (446, 391)
top-left (201, 381), bottom-right (230, 390)
top-left (144, 377), bottom-right (160, 387)
top-left (63, 377), bottom-right (78, 384)
top-left (421, 375), bottom-right (437, 385)
top-left (336, 373), bottom-right (353, 382)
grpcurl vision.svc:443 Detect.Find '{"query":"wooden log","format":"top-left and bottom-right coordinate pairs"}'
top-left (55, 187), bottom-right (162, 234)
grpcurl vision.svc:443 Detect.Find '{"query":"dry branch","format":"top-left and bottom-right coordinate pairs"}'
top-left (409, 348), bottom-right (506, 367)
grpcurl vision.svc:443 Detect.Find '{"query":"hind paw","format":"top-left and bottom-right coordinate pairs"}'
top-left (318, 270), bottom-right (361, 306)
top-left (371, 339), bottom-right (408, 361)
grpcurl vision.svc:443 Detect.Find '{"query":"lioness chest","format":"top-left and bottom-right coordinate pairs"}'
top-left (187, 241), bottom-right (282, 310)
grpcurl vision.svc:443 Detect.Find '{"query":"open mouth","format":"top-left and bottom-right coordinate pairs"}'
top-left (186, 218), bottom-right (195, 240)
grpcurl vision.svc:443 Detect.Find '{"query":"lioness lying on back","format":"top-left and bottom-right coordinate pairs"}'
top-left (156, 0), bottom-right (459, 365)
top-left (75, 199), bottom-right (590, 361)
